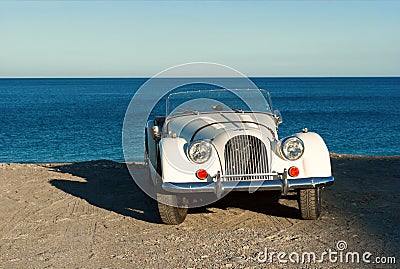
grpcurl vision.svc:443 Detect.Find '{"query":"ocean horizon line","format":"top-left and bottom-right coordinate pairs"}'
top-left (1, 76), bottom-right (400, 80)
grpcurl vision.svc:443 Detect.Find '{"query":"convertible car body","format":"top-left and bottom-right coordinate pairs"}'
top-left (145, 89), bottom-right (334, 224)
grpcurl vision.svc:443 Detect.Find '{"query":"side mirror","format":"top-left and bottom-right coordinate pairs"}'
top-left (150, 126), bottom-right (161, 140)
top-left (273, 110), bottom-right (283, 125)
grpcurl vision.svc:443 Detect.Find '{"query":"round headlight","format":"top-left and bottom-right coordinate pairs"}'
top-left (281, 136), bottom-right (304, 160)
top-left (187, 140), bottom-right (212, 164)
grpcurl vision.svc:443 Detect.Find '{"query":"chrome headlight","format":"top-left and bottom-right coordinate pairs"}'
top-left (280, 136), bottom-right (304, 160)
top-left (187, 140), bottom-right (212, 164)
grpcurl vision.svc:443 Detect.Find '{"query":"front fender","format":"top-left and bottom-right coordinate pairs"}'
top-left (270, 132), bottom-right (332, 179)
top-left (297, 132), bottom-right (332, 177)
top-left (160, 137), bottom-right (222, 183)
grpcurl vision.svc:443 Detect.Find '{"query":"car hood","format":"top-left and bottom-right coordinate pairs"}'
top-left (165, 112), bottom-right (277, 142)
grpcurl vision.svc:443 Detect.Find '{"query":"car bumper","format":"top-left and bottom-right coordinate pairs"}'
top-left (162, 176), bottom-right (334, 196)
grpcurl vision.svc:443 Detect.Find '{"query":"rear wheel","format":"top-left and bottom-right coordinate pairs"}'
top-left (157, 193), bottom-right (188, 225)
top-left (298, 188), bottom-right (321, 220)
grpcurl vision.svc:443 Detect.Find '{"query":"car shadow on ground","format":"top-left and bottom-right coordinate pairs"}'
top-left (49, 160), bottom-right (303, 224)
top-left (191, 192), bottom-right (301, 219)
top-left (49, 160), bottom-right (162, 224)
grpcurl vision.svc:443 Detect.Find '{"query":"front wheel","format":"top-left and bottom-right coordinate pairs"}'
top-left (157, 193), bottom-right (188, 225)
top-left (297, 188), bottom-right (321, 220)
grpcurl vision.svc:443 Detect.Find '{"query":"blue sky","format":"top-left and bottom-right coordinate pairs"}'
top-left (0, 1), bottom-right (399, 77)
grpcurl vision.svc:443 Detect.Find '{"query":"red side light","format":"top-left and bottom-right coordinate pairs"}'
top-left (196, 169), bottom-right (208, 180)
top-left (288, 166), bottom-right (299, 177)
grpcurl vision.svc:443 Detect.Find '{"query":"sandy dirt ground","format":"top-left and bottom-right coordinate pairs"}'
top-left (0, 154), bottom-right (399, 268)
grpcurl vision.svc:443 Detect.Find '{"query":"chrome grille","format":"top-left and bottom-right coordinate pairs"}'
top-left (224, 135), bottom-right (269, 181)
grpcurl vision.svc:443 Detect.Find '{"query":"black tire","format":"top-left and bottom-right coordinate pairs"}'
top-left (298, 188), bottom-right (321, 220)
top-left (157, 193), bottom-right (188, 225)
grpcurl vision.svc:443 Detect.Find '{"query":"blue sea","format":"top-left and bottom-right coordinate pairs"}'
top-left (0, 77), bottom-right (399, 163)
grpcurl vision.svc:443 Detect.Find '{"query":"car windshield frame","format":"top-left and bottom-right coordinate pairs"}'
top-left (166, 89), bottom-right (273, 117)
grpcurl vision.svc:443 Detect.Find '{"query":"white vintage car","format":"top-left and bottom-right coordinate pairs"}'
top-left (145, 89), bottom-right (334, 224)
